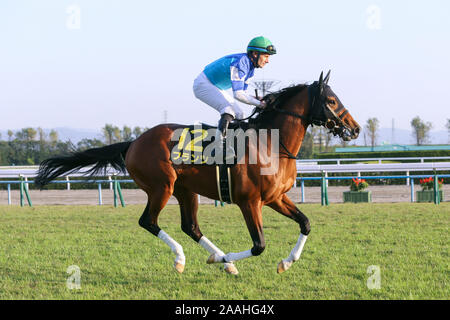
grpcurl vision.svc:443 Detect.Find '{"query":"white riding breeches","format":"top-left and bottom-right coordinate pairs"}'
top-left (193, 72), bottom-right (244, 120)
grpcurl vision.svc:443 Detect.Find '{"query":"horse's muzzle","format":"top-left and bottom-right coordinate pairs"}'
top-left (341, 130), bottom-right (352, 141)
top-left (340, 127), bottom-right (359, 141)
top-left (329, 124), bottom-right (359, 141)
top-left (352, 126), bottom-right (360, 139)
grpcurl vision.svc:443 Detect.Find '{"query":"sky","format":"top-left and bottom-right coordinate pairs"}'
top-left (0, 0), bottom-right (449, 133)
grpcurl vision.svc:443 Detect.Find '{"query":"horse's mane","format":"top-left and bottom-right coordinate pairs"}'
top-left (248, 84), bottom-right (308, 128)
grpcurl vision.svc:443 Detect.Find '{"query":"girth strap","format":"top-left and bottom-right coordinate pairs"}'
top-left (216, 165), bottom-right (233, 204)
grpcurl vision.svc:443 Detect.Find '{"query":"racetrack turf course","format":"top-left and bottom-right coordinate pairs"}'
top-left (0, 203), bottom-right (448, 299)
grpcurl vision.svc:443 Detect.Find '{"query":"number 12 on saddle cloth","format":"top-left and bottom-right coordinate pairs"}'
top-left (171, 127), bottom-right (213, 164)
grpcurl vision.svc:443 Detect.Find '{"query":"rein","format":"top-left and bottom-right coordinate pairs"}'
top-left (234, 107), bottom-right (300, 159)
top-left (237, 107), bottom-right (261, 122)
top-left (270, 106), bottom-right (309, 159)
top-left (234, 81), bottom-right (349, 160)
top-left (234, 84), bottom-right (318, 160)
top-left (268, 84), bottom-right (322, 159)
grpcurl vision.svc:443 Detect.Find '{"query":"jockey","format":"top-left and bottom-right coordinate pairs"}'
top-left (193, 36), bottom-right (277, 159)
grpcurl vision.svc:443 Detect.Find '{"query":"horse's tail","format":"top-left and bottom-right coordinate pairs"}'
top-left (34, 141), bottom-right (132, 188)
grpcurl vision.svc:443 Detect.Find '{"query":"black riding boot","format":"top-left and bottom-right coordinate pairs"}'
top-left (214, 113), bottom-right (235, 161)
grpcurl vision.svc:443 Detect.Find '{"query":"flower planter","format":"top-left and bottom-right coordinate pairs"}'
top-left (343, 191), bottom-right (372, 203)
top-left (416, 190), bottom-right (443, 203)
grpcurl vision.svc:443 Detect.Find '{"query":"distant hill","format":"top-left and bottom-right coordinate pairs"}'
top-left (0, 127), bottom-right (102, 144)
top-left (1, 126), bottom-right (448, 146)
top-left (351, 127), bottom-right (449, 146)
top-left (50, 127), bottom-right (103, 143)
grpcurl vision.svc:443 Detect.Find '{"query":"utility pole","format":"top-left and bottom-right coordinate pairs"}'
top-left (251, 79), bottom-right (280, 97)
top-left (391, 118), bottom-right (395, 144)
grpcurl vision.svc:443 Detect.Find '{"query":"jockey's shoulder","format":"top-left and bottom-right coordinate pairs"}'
top-left (221, 52), bottom-right (248, 60)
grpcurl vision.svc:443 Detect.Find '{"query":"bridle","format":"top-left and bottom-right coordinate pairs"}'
top-left (306, 77), bottom-right (353, 138)
top-left (260, 71), bottom-right (354, 159)
top-left (235, 71), bottom-right (356, 159)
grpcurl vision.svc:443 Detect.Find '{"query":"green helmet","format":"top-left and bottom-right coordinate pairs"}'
top-left (247, 36), bottom-right (277, 55)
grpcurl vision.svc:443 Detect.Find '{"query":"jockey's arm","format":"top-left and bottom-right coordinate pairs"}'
top-left (230, 58), bottom-right (266, 108)
top-left (233, 90), bottom-right (264, 107)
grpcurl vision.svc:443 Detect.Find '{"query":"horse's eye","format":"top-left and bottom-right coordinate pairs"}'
top-left (327, 99), bottom-right (335, 105)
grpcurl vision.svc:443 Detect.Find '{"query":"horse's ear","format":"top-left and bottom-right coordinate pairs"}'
top-left (324, 70), bottom-right (331, 85)
top-left (318, 71), bottom-right (324, 94)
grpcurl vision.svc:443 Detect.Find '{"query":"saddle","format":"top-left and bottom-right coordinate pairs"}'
top-left (170, 123), bottom-right (249, 204)
top-left (170, 123), bottom-right (249, 166)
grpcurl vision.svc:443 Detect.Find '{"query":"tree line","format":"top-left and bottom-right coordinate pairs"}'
top-left (1, 119), bottom-right (449, 165)
top-left (1, 123), bottom-right (335, 164)
top-left (297, 117), bottom-right (450, 158)
top-left (0, 124), bottom-right (149, 166)
top-left (364, 117), bottom-right (450, 148)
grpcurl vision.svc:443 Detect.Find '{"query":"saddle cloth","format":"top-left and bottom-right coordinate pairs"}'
top-left (170, 123), bottom-right (247, 166)
top-left (170, 123), bottom-right (239, 204)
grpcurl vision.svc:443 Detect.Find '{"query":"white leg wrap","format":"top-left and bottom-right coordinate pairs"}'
top-left (287, 234), bottom-right (308, 263)
top-left (158, 230), bottom-right (185, 265)
top-left (278, 234), bottom-right (308, 273)
top-left (224, 249), bottom-right (253, 262)
top-left (199, 236), bottom-right (225, 255)
top-left (199, 236), bottom-right (235, 269)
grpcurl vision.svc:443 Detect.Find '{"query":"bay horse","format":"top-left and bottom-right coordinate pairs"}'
top-left (35, 71), bottom-right (360, 275)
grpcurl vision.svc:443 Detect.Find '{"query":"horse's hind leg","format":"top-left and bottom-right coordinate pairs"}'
top-left (138, 183), bottom-right (186, 274)
top-left (173, 185), bottom-right (238, 275)
top-left (267, 194), bottom-right (310, 274)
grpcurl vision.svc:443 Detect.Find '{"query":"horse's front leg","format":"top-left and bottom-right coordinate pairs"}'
top-left (267, 194), bottom-right (311, 273)
top-left (207, 200), bottom-right (265, 264)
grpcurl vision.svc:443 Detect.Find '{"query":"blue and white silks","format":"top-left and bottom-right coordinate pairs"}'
top-left (203, 53), bottom-right (254, 91)
top-left (193, 53), bottom-right (261, 119)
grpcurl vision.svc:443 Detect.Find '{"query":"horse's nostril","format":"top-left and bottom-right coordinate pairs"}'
top-left (355, 127), bottom-right (360, 134)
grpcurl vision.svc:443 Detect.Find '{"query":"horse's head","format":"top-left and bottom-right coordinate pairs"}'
top-left (308, 71), bottom-right (360, 141)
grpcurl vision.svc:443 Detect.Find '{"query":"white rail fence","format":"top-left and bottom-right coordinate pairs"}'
top-left (296, 156), bottom-right (450, 164)
top-left (1, 157), bottom-right (450, 189)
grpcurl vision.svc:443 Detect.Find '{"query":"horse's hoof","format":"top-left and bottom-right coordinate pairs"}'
top-left (224, 264), bottom-right (239, 275)
top-left (207, 253), bottom-right (217, 264)
top-left (174, 262), bottom-right (185, 273)
top-left (277, 260), bottom-right (291, 274)
top-left (277, 261), bottom-right (286, 273)
top-left (277, 261), bottom-right (285, 274)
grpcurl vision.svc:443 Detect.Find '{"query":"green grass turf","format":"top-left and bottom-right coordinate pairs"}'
top-left (0, 203), bottom-right (448, 299)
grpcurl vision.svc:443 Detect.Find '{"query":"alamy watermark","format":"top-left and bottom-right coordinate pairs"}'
top-left (66, 4), bottom-right (81, 30)
top-left (66, 265), bottom-right (81, 290)
top-left (366, 265), bottom-right (381, 290)
top-left (366, 5), bottom-right (382, 30)
top-left (170, 125), bottom-right (280, 175)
